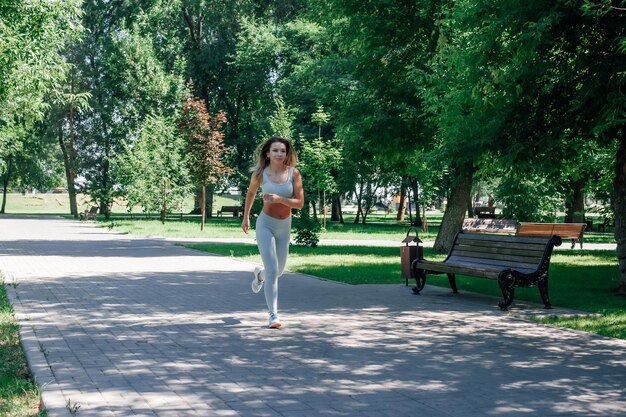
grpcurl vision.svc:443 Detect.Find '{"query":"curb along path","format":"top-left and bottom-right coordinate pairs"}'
top-left (0, 215), bottom-right (625, 417)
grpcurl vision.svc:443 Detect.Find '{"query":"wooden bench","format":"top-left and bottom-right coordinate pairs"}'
top-left (516, 222), bottom-right (585, 249)
top-left (462, 218), bottom-right (517, 234)
top-left (217, 205), bottom-right (243, 217)
top-left (411, 232), bottom-right (562, 310)
top-left (79, 206), bottom-right (98, 221)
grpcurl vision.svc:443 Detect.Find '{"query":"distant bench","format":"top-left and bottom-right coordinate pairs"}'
top-left (463, 218), bottom-right (517, 234)
top-left (79, 206), bottom-right (98, 221)
top-left (217, 205), bottom-right (243, 217)
top-left (473, 206), bottom-right (496, 218)
top-left (463, 219), bottom-right (585, 249)
top-left (517, 222), bottom-right (585, 249)
top-left (411, 232), bottom-right (562, 310)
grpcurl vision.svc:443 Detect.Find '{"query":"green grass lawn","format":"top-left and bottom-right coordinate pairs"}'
top-left (2, 192), bottom-right (116, 214)
top-left (0, 192), bottom-right (242, 217)
top-left (0, 277), bottom-right (45, 416)
top-left (104, 215), bottom-right (617, 244)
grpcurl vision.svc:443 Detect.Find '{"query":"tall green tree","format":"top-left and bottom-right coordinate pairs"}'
top-left (428, 0), bottom-right (626, 291)
top-left (298, 136), bottom-right (342, 220)
top-left (113, 114), bottom-right (190, 220)
top-left (0, 0), bottom-right (83, 209)
top-left (52, 71), bottom-right (91, 217)
top-left (180, 1), bottom-right (299, 186)
top-left (300, 0), bottom-right (442, 225)
top-left (63, 2), bottom-right (185, 218)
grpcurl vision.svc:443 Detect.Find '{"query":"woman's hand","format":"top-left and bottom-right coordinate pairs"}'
top-left (241, 217), bottom-right (250, 234)
top-left (262, 193), bottom-right (281, 204)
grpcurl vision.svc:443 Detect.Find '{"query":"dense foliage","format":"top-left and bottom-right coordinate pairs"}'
top-left (1, 0), bottom-right (625, 291)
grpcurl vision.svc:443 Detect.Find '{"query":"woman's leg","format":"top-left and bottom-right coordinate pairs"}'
top-left (274, 216), bottom-right (292, 278)
top-left (255, 213), bottom-right (291, 317)
top-left (256, 214), bottom-right (280, 315)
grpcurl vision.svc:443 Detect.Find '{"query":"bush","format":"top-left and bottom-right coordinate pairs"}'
top-left (293, 209), bottom-right (321, 247)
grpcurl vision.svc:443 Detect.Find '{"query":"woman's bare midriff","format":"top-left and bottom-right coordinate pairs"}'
top-left (263, 203), bottom-right (291, 219)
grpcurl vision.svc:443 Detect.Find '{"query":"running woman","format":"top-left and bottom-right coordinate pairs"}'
top-left (241, 136), bottom-right (304, 328)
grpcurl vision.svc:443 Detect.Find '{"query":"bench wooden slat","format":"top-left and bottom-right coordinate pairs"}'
top-left (417, 260), bottom-right (537, 278)
top-left (446, 256), bottom-right (542, 272)
top-left (417, 260), bottom-right (501, 279)
top-left (454, 240), bottom-right (548, 253)
top-left (453, 241), bottom-right (547, 254)
top-left (517, 222), bottom-right (585, 236)
top-left (448, 253), bottom-right (543, 268)
top-left (457, 233), bottom-right (552, 244)
top-left (410, 231), bottom-right (561, 310)
top-left (458, 232), bottom-right (554, 245)
top-left (516, 222), bottom-right (585, 249)
top-left (454, 250), bottom-right (543, 265)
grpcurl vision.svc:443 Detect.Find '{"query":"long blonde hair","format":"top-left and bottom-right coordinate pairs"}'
top-left (250, 136), bottom-right (298, 178)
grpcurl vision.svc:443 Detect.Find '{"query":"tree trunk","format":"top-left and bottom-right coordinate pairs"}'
top-left (67, 75), bottom-right (79, 217)
top-left (1, 155), bottom-right (12, 214)
top-left (101, 143), bottom-right (112, 220)
top-left (407, 187), bottom-right (414, 225)
top-left (331, 196), bottom-right (343, 222)
top-left (160, 179), bottom-right (167, 224)
top-left (396, 185), bottom-right (407, 221)
top-left (409, 178), bottom-right (422, 227)
top-left (200, 184), bottom-right (206, 231)
top-left (354, 179), bottom-right (364, 224)
top-left (565, 179), bottom-right (585, 223)
top-left (193, 188), bottom-right (202, 214)
top-left (361, 183), bottom-right (373, 225)
top-left (204, 184), bottom-right (215, 219)
top-left (58, 120), bottom-right (78, 218)
top-left (433, 162), bottom-right (474, 253)
top-left (614, 130), bottom-right (626, 295)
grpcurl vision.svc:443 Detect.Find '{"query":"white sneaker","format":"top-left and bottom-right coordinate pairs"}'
top-left (251, 266), bottom-right (264, 293)
top-left (268, 312), bottom-right (281, 328)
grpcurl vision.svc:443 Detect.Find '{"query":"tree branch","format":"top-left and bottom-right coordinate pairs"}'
top-left (182, 7), bottom-right (197, 44)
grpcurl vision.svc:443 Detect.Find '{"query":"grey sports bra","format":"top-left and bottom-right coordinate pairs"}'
top-left (261, 167), bottom-right (294, 199)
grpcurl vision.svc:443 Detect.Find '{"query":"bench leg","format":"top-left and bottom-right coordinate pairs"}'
top-left (497, 270), bottom-right (516, 311)
top-left (411, 268), bottom-right (427, 294)
top-left (411, 271), bottom-right (426, 294)
top-left (447, 273), bottom-right (459, 294)
top-left (537, 274), bottom-right (552, 309)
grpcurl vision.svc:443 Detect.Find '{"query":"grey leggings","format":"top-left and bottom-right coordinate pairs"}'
top-left (256, 212), bottom-right (292, 315)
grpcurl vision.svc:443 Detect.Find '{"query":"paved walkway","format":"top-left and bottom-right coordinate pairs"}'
top-left (1, 215), bottom-right (625, 417)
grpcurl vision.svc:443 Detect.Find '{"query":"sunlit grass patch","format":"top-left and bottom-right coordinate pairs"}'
top-left (536, 312), bottom-right (626, 339)
top-left (0, 276), bottom-right (45, 416)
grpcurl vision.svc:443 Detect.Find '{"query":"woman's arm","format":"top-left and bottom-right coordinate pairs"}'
top-left (241, 173), bottom-right (261, 234)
